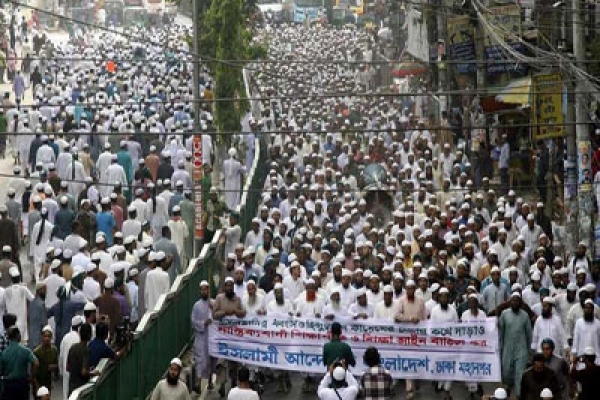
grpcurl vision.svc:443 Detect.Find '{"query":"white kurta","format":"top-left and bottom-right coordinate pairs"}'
top-left (96, 151), bottom-right (113, 183)
top-left (222, 157), bottom-right (244, 210)
top-left (531, 315), bottom-right (567, 355)
top-left (60, 330), bottom-right (80, 400)
top-left (4, 284), bottom-right (34, 341)
top-left (145, 268), bottom-right (170, 312)
top-left (67, 161), bottom-right (87, 198)
top-left (167, 219), bottom-right (189, 259)
top-left (30, 220), bottom-right (54, 278)
top-left (101, 164), bottom-right (127, 198)
top-left (56, 152), bottom-right (73, 181)
top-left (146, 197), bottom-right (169, 240)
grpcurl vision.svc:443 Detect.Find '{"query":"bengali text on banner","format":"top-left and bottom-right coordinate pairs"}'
top-left (208, 316), bottom-right (501, 382)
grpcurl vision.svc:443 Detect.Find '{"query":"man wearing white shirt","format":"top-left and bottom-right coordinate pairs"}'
top-left (241, 280), bottom-right (265, 316)
top-left (294, 279), bottom-right (325, 318)
top-left (282, 262), bottom-right (304, 302)
top-left (572, 299), bottom-right (600, 362)
top-left (348, 289), bottom-right (373, 320)
top-left (322, 289), bottom-right (349, 320)
top-left (82, 263), bottom-right (101, 301)
top-left (531, 297), bottom-right (568, 356)
top-left (374, 285), bottom-right (396, 321)
top-left (59, 316), bottom-right (82, 400)
top-left (366, 274), bottom-right (383, 305)
top-left (266, 283), bottom-right (293, 317)
top-left (145, 252), bottom-right (170, 312)
top-left (430, 287), bottom-right (459, 396)
top-left (522, 272), bottom-right (543, 309)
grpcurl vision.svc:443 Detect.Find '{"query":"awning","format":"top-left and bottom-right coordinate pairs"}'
top-left (493, 76), bottom-right (532, 105)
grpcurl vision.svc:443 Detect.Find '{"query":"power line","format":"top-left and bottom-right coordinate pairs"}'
top-left (0, 169), bottom-right (577, 194)
top-left (0, 120), bottom-right (598, 136)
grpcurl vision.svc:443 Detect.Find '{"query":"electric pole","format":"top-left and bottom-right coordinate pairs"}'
top-left (192, 0), bottom-right (204, 256)
top-left (573, 0), bottom-right (593, 252)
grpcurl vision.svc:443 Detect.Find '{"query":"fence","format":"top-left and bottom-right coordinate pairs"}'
top-left (71, 231), bottom-right (220, 400)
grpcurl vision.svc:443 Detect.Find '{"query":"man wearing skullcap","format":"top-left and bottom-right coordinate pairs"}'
top-left (499, 293), bottom-right (532, 398)
top-left (223, 148), bottom-right (245, 210)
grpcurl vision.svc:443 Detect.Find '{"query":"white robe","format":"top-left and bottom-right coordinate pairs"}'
top-left (4, 284), bottom-right (34, 341)
top-left (146, 197), bottom-right (169, 240)
top-left (222, 157), bottom-right (244, 210)
top-left (36, 145), bottom-right (56, 166)
top-left (145, 268), bottom-right (170, 312)
top-left (101, 164), bottom-right (127, 198)
top-left (30, 220), bottom-right (54, 278)
top-left (56, 152), bottom-right (73, 181)
top-left (66, 161), bottom-right (87, 198)
top-left (96, 152), bottom-right (113, 183)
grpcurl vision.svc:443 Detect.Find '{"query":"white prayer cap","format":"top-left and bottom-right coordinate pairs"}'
top-left (530, 271), bottom-right (541, 281)
top-left (71, 315), bottom-right (84, 326)
top-left (438, 287), bottom-right (450, 295)
top-left (542, 297), bottom-right (555, 305)
top-left (72, 266), bottom-right (85, 278)
top-left (332, 366), bottom-right (346, 381)
top-left (8, 266), bottom-right (19, 277)
top-left (224, 277), bottom-right (234, 284)
top-left (540, 388), bottom-right (553, 398)
top-left (84, 302), bottom-right (97, 312)
top-left (383, 285), bottom-right (393, 293)
top-left (405, 279), bottom-right (416, 287)
top-left (491, 266), bottom-right (501, 274)
top-left (510, 292), bottom-right (521, 298)
top-left (274, 283), bottom-right (284, 290)
top-left (493, 388), bottom-right (508, 399)
top-left (584, 346), bottom-right (596, 355)
top-left (567, 282), bottom-right (578, 291)
top-left (37, 387), bottom-right (50, 396)
top-left (50, 259), bottom-right (61, 270)
top-left (199, 280), bottom-right (209, 287)
top-left (104, 278), bottom-right (115, 289)
top-left (155, 251), bottom-right (166, 261)
top-left (170, 358), bottom-right (182, 368)
top-left (1, 245), bottom-right (11, 253)
top-left (41, 325), bottom-right (53, 334)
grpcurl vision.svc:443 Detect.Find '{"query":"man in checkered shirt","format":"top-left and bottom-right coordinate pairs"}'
top-left (360, 347), bottom-right (394, 400)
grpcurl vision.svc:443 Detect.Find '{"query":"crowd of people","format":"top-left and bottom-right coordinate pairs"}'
top-left (0, 5), bottom-right (598, 400)
top-left (0, 6), bottom-right (231, 398)
top-left (183, 23), bottom-right (600, 400)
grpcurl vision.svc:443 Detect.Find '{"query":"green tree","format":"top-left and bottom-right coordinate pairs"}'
top-left (199, 0), bottom-right (266, 148)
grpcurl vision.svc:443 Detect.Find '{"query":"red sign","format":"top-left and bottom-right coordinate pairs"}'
top-left (193, 135), bottom-right (204, 239)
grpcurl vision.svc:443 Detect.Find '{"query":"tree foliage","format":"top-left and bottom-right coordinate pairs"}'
top-left (198, 0), bottom-right (267, 147)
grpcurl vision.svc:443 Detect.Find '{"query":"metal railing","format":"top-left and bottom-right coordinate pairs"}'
top-left (71, 231), bottom-right (220, 400)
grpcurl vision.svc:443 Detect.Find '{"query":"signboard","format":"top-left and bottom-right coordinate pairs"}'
top-left (447, 15), bottom-right (476, 73)
top-left (484, 5), bottom-right (526, 75)
top-left (532, 74), bottom-right (564, 140)
top-left (407, 7), bottom-right (430, 62)
top-left (293, 5), bottom-right (320, 22)
top-left (209, 316), bottom-right (501, 382)
top-left (193, 135), bottom-right (204, 239)
top-left (578, 140), bottom-right (592, 192)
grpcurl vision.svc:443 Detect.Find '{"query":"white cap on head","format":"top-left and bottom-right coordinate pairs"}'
top-left (37, 386), bottom-right (50, 396)
top-left (493, 388), bottom-right (508, 399)
top-left (170, 358), bottom-right (182, 368)
top-left (8, 266), bottom-right (19, 277)
top-left (104, 278), bottom-right (115, 289)
top-left (84, 302), bottom-right (97, 312)
top-left (71, 315), bottom-right (83, 326)
top-left (274, 282), bottom-right (284, 290)
top-left (584, 346), bottom-right (596, 356)
top-left (540, 388), bottom-right (553, 398)
top-left (332, 366), bottom-right (346, 381)
top-left (200, 280), bottom-right (209, 288)
top-left (41, 325), bottom-right (53, 334)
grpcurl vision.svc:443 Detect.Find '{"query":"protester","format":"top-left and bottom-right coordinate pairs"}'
top-left (227, 367), bottom-right (260, 400)
top-left (150, 358), bottom-right (191, 400)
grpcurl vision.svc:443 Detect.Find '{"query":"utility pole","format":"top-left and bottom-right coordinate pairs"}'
top-left (573, 0), bottom-right (593, 252)
top-left (192, 0), bottom-right (204, 256)
top-left (436, 0), bottom-right (447, 121)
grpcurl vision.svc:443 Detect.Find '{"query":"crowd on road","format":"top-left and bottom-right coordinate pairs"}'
top-left (0, 4), bottom-right (599, 400)
top-left (185, 23), bottom-right (600, 400)
top-left (0, 7), bottom-right (237, 399)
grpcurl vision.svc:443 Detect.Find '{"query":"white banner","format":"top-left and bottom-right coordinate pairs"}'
top-left (208, 316), bottom-right (501, 382)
